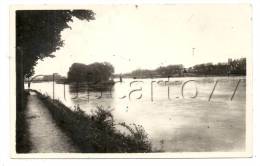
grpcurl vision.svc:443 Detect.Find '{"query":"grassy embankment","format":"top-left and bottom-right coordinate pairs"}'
top-left (16, 90), bottom-right (32, 153)
top-left (33, 90), bottom-right (152, 153)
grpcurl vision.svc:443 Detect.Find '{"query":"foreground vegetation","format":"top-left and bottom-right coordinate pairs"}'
top-left (16, 90), bottom-right (31, 153)
top-left (34, 90), bottom-right (152, 153)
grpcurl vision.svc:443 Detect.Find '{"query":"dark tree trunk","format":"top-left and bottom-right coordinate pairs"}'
top-left (16, 49), bottom-right (24, 112)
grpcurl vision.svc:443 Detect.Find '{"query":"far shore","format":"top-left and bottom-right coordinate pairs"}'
top-left (25, 74), bottom-right (246, 84)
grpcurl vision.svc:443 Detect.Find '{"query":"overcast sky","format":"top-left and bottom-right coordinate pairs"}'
top-left (34, 4), bottom-right (251, 76)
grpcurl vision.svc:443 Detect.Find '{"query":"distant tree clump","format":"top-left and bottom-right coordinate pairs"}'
top-left (188, 58), bottom-right (246, 76)
top-left (155, 64), bottom-right (184, 77)
top-left (123, 64), bottom-right (184, 78)
top-left (228, 58), bottom-right (246, 75)
top-left (67, 62), bottom-right (114, 83)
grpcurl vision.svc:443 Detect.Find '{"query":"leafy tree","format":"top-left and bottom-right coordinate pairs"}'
top-left (16, 10), bottom-right (95, 110)
top-left (16, 10), bottom-right (95, 78)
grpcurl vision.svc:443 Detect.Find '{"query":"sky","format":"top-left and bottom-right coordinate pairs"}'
top-left (34, 4), bottom-right (251, 76)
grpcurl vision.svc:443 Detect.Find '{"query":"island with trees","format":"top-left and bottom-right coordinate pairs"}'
top-left (66, 62), bottom-right (115, 92)
top-left (67, 62), bottom-right (114, 83)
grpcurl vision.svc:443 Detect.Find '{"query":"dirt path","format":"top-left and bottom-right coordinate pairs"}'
top-left (25, 92), bottom-right (79, 153)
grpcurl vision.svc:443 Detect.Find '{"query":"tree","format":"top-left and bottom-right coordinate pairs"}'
top-left (228, 58), bottom-right (246, 75)
top-left (16, 10), bottom-right (95, 111)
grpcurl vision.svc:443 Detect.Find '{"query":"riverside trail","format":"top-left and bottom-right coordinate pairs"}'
top-left (25, 91), bottom-right (79, 153)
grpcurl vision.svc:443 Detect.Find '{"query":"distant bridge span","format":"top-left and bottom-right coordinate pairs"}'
top-left (27, 74), bottom-right (56, 89)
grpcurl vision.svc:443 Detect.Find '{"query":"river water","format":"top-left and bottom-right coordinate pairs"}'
top-left (26, 76), bottom-right (246, 152)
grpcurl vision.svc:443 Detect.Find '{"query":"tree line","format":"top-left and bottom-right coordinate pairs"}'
top-left (120, 58), bottom-right (246, 78)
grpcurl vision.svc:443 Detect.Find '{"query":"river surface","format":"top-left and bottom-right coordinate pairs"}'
top-left (26, 76), bottom-right (246, 152)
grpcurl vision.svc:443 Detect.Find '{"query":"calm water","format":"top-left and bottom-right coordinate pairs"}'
top-left (26, 76), bottom-right (246, 152)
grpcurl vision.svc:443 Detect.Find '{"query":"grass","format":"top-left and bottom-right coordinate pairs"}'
top-left (16, 90), bottom-right (32, 153)
top-left (34, 90), bottom-right (152, 153)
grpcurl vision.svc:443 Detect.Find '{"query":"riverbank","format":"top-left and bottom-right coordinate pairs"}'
top-left (33, 90), bottom-right (152, 153)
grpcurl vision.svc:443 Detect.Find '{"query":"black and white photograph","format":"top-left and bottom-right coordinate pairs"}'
top-left (10, 4), bottom-right (252, 158)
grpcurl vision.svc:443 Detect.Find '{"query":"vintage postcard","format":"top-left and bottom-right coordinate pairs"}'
top-left (10, 4), bottom-right (252, 158)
